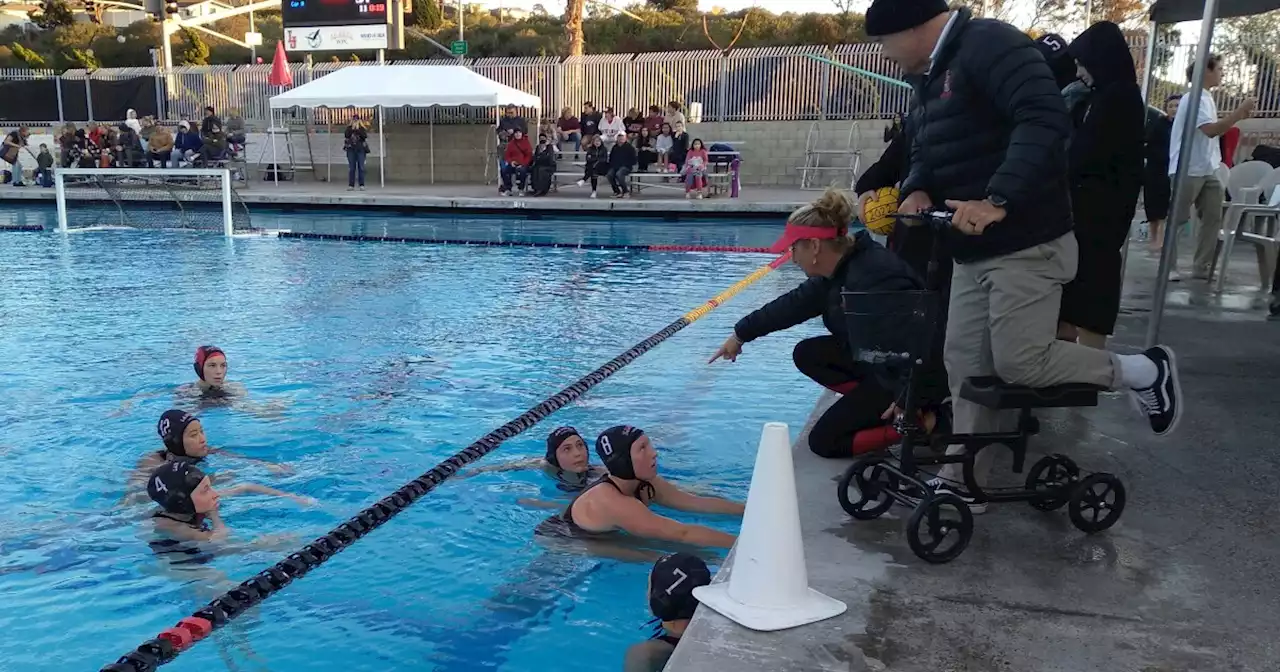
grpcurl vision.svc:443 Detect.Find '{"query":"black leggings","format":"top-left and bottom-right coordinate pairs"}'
top-left (794, 336), bottom-right (898, 459)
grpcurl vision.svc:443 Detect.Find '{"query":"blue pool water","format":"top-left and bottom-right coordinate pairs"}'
top-left (0, 211), bottom-right (823, 671)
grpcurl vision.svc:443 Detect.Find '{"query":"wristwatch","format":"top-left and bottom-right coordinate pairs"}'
top-left (986, 193), bottom-right (1008, 209)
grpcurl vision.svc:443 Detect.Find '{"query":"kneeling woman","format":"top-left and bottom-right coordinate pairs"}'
top-left (710, 190), bottom-right (942, 458)
top-left (535, 426), bottom-right (743, 549)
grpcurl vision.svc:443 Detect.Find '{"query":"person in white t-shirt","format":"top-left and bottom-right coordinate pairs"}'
top-left (1168, 54), bottom-right (1255, 279)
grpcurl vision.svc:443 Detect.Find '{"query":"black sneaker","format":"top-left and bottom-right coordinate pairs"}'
top-left (1129, 345), bottom-right (1181, 436)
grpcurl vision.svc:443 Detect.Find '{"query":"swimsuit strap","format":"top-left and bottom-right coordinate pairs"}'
top-left (562, 477), bottom-right (652, 530)
top-left (656, 633), bottom-right (681, 647)
top-left (153, 510), bottom-right (206, 530)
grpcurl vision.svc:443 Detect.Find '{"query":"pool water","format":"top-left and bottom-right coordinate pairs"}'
top-left (0, 213), bottom-right (824, 671)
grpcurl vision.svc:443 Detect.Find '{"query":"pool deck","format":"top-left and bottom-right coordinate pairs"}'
top-left (671, 243), bottom-right (1280, 672)
top-left (0, 182), bottom-right (810, 216)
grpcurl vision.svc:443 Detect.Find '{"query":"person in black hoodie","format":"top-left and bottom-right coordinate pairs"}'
top-left (530, 133), bottom-right (558, 197)
top-left (1143, 94), bottom-right (1181, 253)
top-left (576, 134), bottom-right (607, 198)
top-left (1058, 21), bottom-right (1146, 349)
top-left (709, 190), bottom-right (947, 458)
top-left (606, 132), bottom-right (637, 199)
top-left (867, 0), bottom-right (1182, 508)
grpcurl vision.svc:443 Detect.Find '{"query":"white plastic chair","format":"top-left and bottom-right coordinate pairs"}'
top-left (1227, 160), bottom-right (1273, 201)
top-left (1214, 167), bottom-right (1280, 292)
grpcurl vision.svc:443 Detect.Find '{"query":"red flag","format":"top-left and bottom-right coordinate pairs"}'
top-left (268, 40), bottom-right (293, 87)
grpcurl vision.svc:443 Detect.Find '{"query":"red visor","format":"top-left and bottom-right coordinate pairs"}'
top-left (768, 223), bottom-right (846, 253)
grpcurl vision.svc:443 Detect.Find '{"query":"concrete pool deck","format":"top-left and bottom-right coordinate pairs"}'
top-left (0, 182), bottom-right (810, 216)
top-left (671, 244), bottom-right (1280, 672)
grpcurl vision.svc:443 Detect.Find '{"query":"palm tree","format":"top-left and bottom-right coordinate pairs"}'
top-left (563, 0), bottom-right (584, 57)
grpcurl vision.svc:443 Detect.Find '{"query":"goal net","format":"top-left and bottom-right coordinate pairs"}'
top-left (54, 168), bottom-right (253, 235)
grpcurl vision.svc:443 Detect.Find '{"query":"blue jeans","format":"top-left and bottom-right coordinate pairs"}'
top-left (558, 131), bottom-right (581, 151)
top-left (607, 166), bottom-right (632, 194)
top-left (347, 148), bottom-right (366, 187)
top-left (8, 157), bottom-right (23, 185)
top-left (501, 164), bottom-right (528, 192)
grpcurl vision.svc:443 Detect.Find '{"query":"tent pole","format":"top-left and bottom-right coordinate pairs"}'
top-left (1140, 20), bottom-right (1157, 105)
top-left (1146, 0), bottom-right (1220, 348)
top-left (271, 106), bottom-right (279, 187)
top-left (379, 105), bottom-right (386, 189)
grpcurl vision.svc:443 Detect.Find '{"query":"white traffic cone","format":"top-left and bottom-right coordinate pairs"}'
top-left (693, 422), bottom-right (847, 631)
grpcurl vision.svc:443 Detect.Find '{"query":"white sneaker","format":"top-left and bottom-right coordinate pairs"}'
top-left (576, 179), bottom-right (585, 187)
top-left (359, 186), bottom-right (366, 191)
top-left (590, 191), bottom-right (597, 199)
top-left (347, 186), bottom-right (354, 191)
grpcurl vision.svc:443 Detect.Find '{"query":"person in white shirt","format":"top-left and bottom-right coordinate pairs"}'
top-left (598, 107), bottom-right (626, 149)
top-left (1168, 54), bottom-right (1255, 279)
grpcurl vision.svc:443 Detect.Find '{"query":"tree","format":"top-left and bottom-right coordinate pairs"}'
top-left (416, 0), bottom-right (443, 30)
top-left (177, 26), bottom-right (209, 65)
top-left (531, 3), bottom-right (549, 16)
top-left (1088, 0), bottom-right (1151, 27)
top-left (646, 0), bottom-right (697, 11)
top-left (61, 47), bottom-right (98, 70)
top-left (563, 0), bottom-right (584, 57)
top-left (29, 0), bottom-right (76, 30)
top-left (950, 0), bottom-right (1016, 22)
top-left (11, 42), bottom-right (46, 68)
top-left (831, 0), bottom-right (858, 41)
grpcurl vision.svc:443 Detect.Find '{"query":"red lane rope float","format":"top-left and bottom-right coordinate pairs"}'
top-left (278, 231), bottom-right (771, 254)
top-left (101, 251), bottom-right (792, 672)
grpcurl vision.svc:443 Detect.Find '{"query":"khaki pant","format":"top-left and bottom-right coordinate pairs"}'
top-left (1171, 173), bottom-right (1225, 278)
top-left (939, 232), bottom-right (1121, 487)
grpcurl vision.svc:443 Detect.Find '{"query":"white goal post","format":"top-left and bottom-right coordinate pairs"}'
top-left (54, 167), bottom-right (237, 237)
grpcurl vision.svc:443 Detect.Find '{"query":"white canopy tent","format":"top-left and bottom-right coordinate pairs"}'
top-left (1142, 0), bottom-right (1280, 345)
top-left (267, 65), bottom-right (542, 187)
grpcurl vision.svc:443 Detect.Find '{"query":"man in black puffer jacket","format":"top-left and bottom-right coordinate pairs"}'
top-left (866, 0), bottom-right (1183, 507)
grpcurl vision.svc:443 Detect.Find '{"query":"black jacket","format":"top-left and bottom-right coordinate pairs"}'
top-left (1144, 108), bottom-right (1173, 178)
top-left (901, 9), bottom-right (1074, 263)
top-left (533, 142), bottom-right (557, 168)
top-left (609, 142), bottom-right (637, 169)
top-left (733, 232), bottom-right (922, 346)
top-left (1066, 21), bottom-right (1144, 237)
top-left (584, 144), bottom-right (607, 169)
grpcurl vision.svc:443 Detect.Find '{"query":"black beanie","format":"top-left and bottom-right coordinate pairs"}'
top-left (866, 0), bottom-right (949, 37)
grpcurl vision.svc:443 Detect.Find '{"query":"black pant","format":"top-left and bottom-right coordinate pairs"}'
top-left (794, 336), bottom-right (897, 459)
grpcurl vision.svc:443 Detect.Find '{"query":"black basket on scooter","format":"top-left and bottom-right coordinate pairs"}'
top-left (840, 289), bottom-right (940, 374)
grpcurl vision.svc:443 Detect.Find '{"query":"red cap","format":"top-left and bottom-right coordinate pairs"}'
top-left (768, 222), bottom-right (846, 253)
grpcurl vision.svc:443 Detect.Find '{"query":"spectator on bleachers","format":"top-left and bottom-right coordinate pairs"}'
top-left (499, 104), bottom-right (529, 139)
top-left (173, 121), bottom-right (202, 168)
top-left (198, 129), bottom-right (229, 167)
top-left (577, 134), bottom-right (607, 199)
top-left (531, 133), bottom-right (557, 197)
top-left (225, 110), bottom-right (246, 146)
top-left (500, 129), bottom-right (533, 196)
top-left (57, 123), bottom-right (77, 168)
top-left (624, 107), bottom-right (645, 134)
top-left (344, 115), bottom-right (370, 191)
top-left (656, 123), bottom-right (675, 171)
top-left (69, 129), bottom-right (89, 169)
top-left (125, 108), bottom-right (143, 137)
top-left (556, 107), bottom-right (582, 151)
top-left (669, 122), bottom-right (690, 174)
top-left (683, 138), bottom-right (710, 199)
top-left (600, 107), bottom-right (626, 148)
top-left (607, 132), bottom-right (637, 199)
top-left (148, 124), bottom-right (174, 168)
top-left (539, 118), bottom-right (557, 146)
top-left (116, 123), bottom-right (145, 168)
top-left (580, 101), bottom-right (603, 144)
top-left (644, 105), bottom-right (664, 133)
top-left (636, 127), bottom-right (658, 172)
top-left (665, 101), bottom-right (687, 128)
top-left (139, 116), bottom-right (156, 153)
top-left (200, 106), bottom-right (222, 138)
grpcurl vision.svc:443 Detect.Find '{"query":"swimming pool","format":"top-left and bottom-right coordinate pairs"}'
top-left (0, 211), bottom-right (824, 671)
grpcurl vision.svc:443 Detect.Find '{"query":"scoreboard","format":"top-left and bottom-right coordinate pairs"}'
top-left (282, 0), bottom-right (388, 27)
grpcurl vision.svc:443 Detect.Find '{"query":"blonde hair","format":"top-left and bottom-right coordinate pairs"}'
top-left (788, 189), bottom-right (854, 249)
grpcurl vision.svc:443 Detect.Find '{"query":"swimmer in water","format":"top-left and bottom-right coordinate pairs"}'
top-left (191, 345), bottom-right (240, 396)
top-left (126, 410), bottom-right (296, 502)
top-left (534, 426), bottom-right (743, 549)
top-left (146, 461), bottom-right (310, 550)
top-left (464, 426), bottom-right (607, 492)
top-left (114, 345), bottom-right (287, 417)
top-left (624, 553), bottom-right (712, 672)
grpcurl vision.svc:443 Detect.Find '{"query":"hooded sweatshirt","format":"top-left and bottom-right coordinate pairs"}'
top-left (1065, 21), bottom-right (1145, 232)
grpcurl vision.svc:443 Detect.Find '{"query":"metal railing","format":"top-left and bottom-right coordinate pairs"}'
top-left (3, 35), bottom-right (1278, 127)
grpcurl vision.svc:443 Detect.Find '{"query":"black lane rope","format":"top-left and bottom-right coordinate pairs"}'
top-left (100, 252), bottom-right (791, 672)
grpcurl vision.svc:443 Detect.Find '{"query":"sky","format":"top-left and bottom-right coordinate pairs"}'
top-left (484, 1), bottom-right (868, 16)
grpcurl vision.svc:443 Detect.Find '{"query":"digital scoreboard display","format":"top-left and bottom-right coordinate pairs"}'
top-left (283, 0), bottom-right (387, 27)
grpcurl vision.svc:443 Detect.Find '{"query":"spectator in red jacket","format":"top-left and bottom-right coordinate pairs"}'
top-left (501, 129), bottom-right (533, 196)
